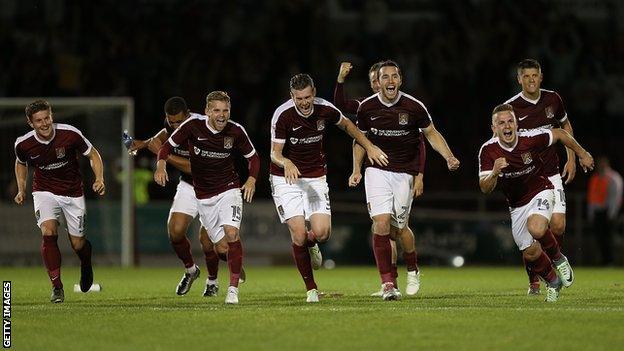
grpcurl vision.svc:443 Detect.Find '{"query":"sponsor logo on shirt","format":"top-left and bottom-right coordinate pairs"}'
top-left (224, 137), bottom-right (234, 149)
top-left (55, 147), bottom-right (65, 159)
top-left (290, 135), bottom-right (322, 144)
top-left (398, 113), bottom-right (409, 125)
top-left (194, 146), bottom-right (230, 159)
top-left (369, 128), bottom-right (410, 137)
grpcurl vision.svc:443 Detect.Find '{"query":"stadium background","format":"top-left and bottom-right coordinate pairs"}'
top-left (1, 0), bottom-right (622, 267)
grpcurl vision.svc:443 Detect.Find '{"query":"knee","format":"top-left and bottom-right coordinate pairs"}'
top-left (550, 220), bottom-right (566, 236)
top-left (527, 219), bottom-right (547, 239)
top-left (373, 217), bottom-right (391, 234)
top-left (215, 240), bottom-right (228, 254)
top-left (224, 227), bottom-right (239, 242)
top-left (523, 242), bottom-right (542, 261)
top-left (291, 230), bottom-right (307, 247)
top-left (168, 223), bottom-right (187, 242)
top-left (313, 228), bottom-right (331, 243)
top-left (70, 236), bottom-right (86, 251)
top-left (41, 226), bottom-right (57, 237)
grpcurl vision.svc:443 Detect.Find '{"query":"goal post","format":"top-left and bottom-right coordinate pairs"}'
top-left (0, 97), bottom-right (136, 267)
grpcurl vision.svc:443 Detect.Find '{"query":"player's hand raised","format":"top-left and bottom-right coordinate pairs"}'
top-left (446, 156), bottom-right (460, 171)
top-left (14, 191), bottom-right (25, 205)
top-left (337, 62), bottom-right (353, 83)
top-left (348, 171), bottom-right (362, 187)
top-left (579, 152), bottom-right (594, 173)
top-left (92, 179), bottom-right (106, 195)
top-left (283, 159), bottom-right (301, 185)
top-left (412, 174), bottom-right (424, 198)
top-left (367, 145), bottom-right (389, 167)
top-left (241, 177), bottom-right (256, 203)
top-left (562, 159), bottom-right (577, 184)
top-left (492, 157), bottom-right (508, 175)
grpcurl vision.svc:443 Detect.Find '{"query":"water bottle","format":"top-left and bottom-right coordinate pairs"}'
top-left (122, 130), bottom-right (137, 156)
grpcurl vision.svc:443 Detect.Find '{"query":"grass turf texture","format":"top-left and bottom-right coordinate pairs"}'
top-left (2, 266), bottom-right (623, 351)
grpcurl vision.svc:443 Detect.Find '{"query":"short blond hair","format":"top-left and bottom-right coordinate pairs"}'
top-left (491, 103), bottom-right (515, 124)
top-left (206, 91), bottom-right (230, 107)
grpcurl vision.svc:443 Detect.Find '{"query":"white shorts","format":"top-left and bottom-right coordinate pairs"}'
top-left (270, 175), bottom-right (331, 223)
top-left (169, 180), bottom-right (199, 218)
top-left (33, 191), bottom-right (86, 237)
top-left (509, 189), bottom-right (555, 251)
top-left (197, 188), bottom-right (243, 243)
top-left (548, 174), bottom-right (566, 214)
top-left (364, 167), bottom-right (414, 229)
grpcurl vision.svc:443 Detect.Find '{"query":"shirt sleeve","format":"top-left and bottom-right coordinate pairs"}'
top-left (71, 129), bottom-right (93, 156)
top-left (355, 108), bottom-right (368, 133)
top-left (333, 82), bottom-right (361, 115)
top-left (236, 125), bottom-right (257, 159)
top-left (271, 114), bottom-right (287, 144)
top-left (14, 141), bottom-right (27, 164)
top-left (554, 92), bottom-right (568, 123)
top-left (478, 145), bottom-right (493, 177)
top-left (169, 121), bottom-right (191, 148)
top-left (528, 129), bottom-right (553, 151)
top-left (415, 103), bottom-right (433, 129)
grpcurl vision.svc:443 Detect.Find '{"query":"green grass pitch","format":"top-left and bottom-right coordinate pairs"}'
top-left (2, 266), bottom-right (623, 351)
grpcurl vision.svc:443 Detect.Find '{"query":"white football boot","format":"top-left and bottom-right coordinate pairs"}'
top-left (308, 244), bottom-right (322, 270)
top-left (406, 270), bottom-right (421, 296)
top-left (554, 255), bottom-right (574, 288)
top-left (306, 288), bottom-right (319, 303)
top-left (225, 286), bottom-right (239, 304)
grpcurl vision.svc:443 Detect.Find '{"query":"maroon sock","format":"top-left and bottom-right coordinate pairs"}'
top-left (403, 250), bottom-right (419, 273)
top-left (227, 241), bottom-right (243, 287)
top-left (41, 236), bottom-right (63, 289)
top-left (170, 237), bottom-right (194, 268)
top-left (218, 252), bottom-right (228, 262)
top-left (538, 229), bottom-right (563, 262)
top-left (76, 240), bottom-right (92, 268)
top-left (391, 264), bottom-right (399, 289)
top-left (306, 230), bottom-right (317, 247)
top-left (373, 234), bottom-right (393, 284)
top-left (204, 249), bottom-right (219, 280)
top-left (554, 232), bottom-right (564, 249)
top-left (523, 256), bottom-right (540, 285)
top-left (292, 243), bottom-right (317, 290)
top-left (528, 252), bottom-right (559, 285)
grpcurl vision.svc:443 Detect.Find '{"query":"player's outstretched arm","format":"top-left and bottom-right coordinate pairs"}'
top-left (479, 157), bottom-right (508, 194)
top-left (334, 62), bottom-right (360, 114)
top-left (349, 142), bottom-right (366, 187)
top-left (14, 160), bottom-right (28, 205)
top-left (560, 119), bottom-right (577, 184)
top-left (271, 142), bottom-right (300, 184)
top-left (166, 154), bottom-right (191, 174)
top-left (87, 147), bottom-right (106, 195)
top-left (422, 123), bottom-right (459, 171)
top-left (337, 117), bottom-right (388, 167)
top-left (551, 129), bottom-right (594, 173)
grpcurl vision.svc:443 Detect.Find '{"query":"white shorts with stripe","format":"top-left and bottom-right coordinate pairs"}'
top-left (270, 175), bottom-right (331, 223)
top-left (197, 188), bottom-right (243, 243)
top-left (509, 189), bottom-right (555, 251)
top-left (33, 191), bottom-right (86, 237)
top-left (364, 167), bottom-right (414, 229)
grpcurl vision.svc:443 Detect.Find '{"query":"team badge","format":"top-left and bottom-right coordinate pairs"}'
top-left (398, 113), bottom-right (409, 125)
top-left (317, 120), bottom-right (325, 131)
top-left (545, 106), bottom-right (554, 119)
top-left (521, 152), bottom-right (533, 164)
top-left (194, 146), bottom-right (201, 155)
top-left (55, 147), bottom-right (65, 159)
top-left (290, 137), bottom-right (299, 144)
top-left (224, 136), bottom-right (234, 149)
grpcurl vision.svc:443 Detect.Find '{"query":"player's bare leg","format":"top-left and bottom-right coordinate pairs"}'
top-left (308, 213), bottom-right (331, 270)
top-left (222, 225), bottom-right (243, 304)
top-left (287, 216), bottom-right (319, 302)
top-left (40, 219), bottom-right (64, 303)
top-left (68, 233), bottom-right (93, 293)
top-left (168, 212), bottom-right (199, 295)
top-left (372, 214), bottom-right (400, 300)
top-left (396, 225), bottom-right (420, 295)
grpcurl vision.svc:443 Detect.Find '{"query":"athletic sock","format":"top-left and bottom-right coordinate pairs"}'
top-left (306, 230), bottom-right (317, 247)
top-left (373, 234), bottom-right (393, 284)
top-left (538, 229), bottom-right (563, 262)
top-left (292, 243), bottom-right (317, 290)
top-left (391, 263), bottom-right (399, 289)
top-left (41, 236), bottom-right (63, 289)
top-left (218, 252), bottom-right (228, 262)
top-left (554, 231), bottom-right (564, 249)
top-left (523, 256), bottom-right (540, 285)
top-left (76, 239), bottom-right (92, 268)
top-left (529, 252), bottom-right (559, 287)
top-left (403, 250), bottom-right (419, 273)
top-left (204, 249), bottom-right (219, 280)
top-left (170, 237), bottom-right (195, 269)
top-left (227, 241), bottom-right (243, 288)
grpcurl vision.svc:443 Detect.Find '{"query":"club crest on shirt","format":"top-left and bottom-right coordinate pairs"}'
top-left (545, 106), bottom-right (554, 119)
top-left (224, 136), bottom-right (234, 149)
top-left (521, 152), bottom-right (533, 165)
top-left (317, 120), bottom-right (325, 131)
top-left (55, 147), bottom-right (65, 159)
top-left (194, 146), bottom-right (201, 155)
top-left (398, 113), bottom-right (409, 125)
